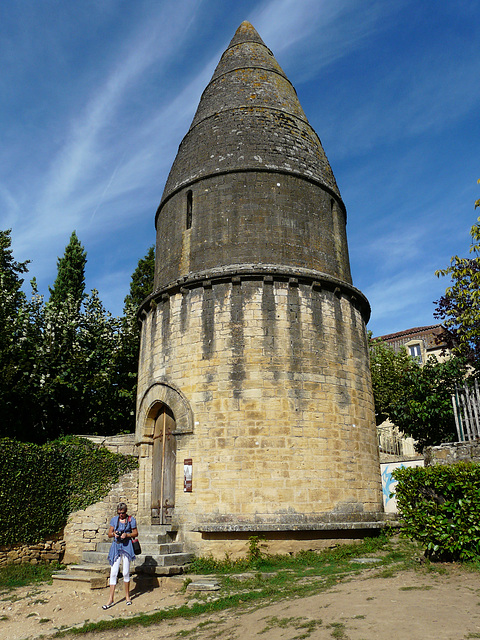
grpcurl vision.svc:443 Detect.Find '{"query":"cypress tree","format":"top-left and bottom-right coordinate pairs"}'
top-left (49, 231), bottom-right (86, 309)
top-left (123, 245), bottom-right (155, 309)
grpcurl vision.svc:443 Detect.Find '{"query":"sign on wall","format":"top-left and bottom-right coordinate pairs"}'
top-left (184, 458), bottom-right (193, 492)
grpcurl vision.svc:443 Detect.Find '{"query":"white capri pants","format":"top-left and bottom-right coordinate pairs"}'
top-left (109, 554), bottom-right (131, 585)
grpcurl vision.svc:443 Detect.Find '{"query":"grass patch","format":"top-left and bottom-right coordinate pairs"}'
top-left (328, 621), bottom-right (348, 639)
top-left (0, 562), bottom-right (63, 592)
top-left (175, 619), bottom-right (217, 637)
top-left (188, 531), bottom-right (394, 576)
top-left (399, 585), bottom-right (434, 591)
top-left (259, 616), bottom-right (322, 639)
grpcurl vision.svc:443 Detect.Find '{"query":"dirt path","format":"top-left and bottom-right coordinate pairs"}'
top-left (2, 564), bottom-right (480, 640)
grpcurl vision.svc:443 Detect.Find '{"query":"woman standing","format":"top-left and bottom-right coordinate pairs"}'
top-left (102, 502), bottom-right (138, 609)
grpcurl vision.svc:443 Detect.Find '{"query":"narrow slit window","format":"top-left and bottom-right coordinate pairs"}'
top-left (186, 190), bottom-right (193, 229)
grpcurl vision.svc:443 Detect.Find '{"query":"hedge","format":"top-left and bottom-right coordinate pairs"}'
top-left (393, 462), bottom-right (480, 560)
top-left (0, 436), bottom-right (138, 545)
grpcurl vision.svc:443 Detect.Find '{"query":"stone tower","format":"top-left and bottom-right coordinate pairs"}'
top-left (136, 22), bottom-right (384, 557)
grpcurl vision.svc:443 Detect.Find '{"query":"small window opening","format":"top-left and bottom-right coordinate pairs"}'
top-left (186, 190), bottom-right (193, 229)
top-left (408, 343), bottom-right (422, 363)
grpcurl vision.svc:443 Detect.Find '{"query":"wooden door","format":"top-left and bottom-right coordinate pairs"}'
top-left (151, 406), bottom-right (176, 524)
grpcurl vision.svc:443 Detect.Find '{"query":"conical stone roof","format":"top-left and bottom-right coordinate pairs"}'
top-left (159, 21), bottom-right (341, 208)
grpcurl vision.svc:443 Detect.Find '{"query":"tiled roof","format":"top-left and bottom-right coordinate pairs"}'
top-left (374, 324), bottom-right (443, 342)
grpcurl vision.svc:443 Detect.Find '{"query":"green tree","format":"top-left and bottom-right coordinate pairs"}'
top-left (0, 231), bottom-right (43, 440)
top-left (114, 246), bottom-right (156, 424)
top-left (48, 231), bottom-right (87, 310)
top-left (123, 245), bottom-right (155, 308)
top-left (387, 355), bottom-right (468, 451)
top-left (0, 236), bottom-right (153, 443)
top-left (34, 289), bottom-right (135, 440)
top-left (0, 229), bottom-right (29, 315)
top-left (434, 184), bottom-right (480, 363)
top-left (369, 338), bottom-right (413, 425)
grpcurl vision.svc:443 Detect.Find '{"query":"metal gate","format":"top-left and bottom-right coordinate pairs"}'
top-left (452, 380), bottom-right (480, 442)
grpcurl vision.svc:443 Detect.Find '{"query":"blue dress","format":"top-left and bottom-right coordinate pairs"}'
top-left (107, 516), bottom-right (136, 565)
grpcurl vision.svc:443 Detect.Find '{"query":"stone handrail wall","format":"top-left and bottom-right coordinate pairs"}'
top-left (79, 433), bottom-right (137, 456)
top-left (62, 434), bottom-right (139, 564)
top-left (424, 440), bottom-right (480, 466)
top-left (62, 468), bottom-right (139, 564)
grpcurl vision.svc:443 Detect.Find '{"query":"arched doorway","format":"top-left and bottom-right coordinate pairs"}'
top-left (151, 404), bottom-right (176, 524)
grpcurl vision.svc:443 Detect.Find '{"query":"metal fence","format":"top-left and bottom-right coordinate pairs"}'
top-left (377, 423), bottom-right (417, 457)
top-left (452, 379), bottom-right (480, 442)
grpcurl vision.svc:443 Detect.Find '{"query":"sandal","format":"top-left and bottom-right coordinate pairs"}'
top-left (126, 600), bottom-right (132, 605)
top-left (102, 603), bottom-right (114, 610)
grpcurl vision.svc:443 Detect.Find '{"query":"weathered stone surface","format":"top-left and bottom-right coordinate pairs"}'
top-left (0, 539), bottom-right (65, 567)
top-left (424, 440), bottom-right (480, 466)
top-left (135, 21), bottom-right (383, 558)
top-left (186, 580), bottom-right (221, 592)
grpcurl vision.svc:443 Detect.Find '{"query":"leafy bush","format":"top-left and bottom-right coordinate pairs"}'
top-left (393, 462), bottom-right (480, 560)
top-left (0, 436), bottom-right (137, 545)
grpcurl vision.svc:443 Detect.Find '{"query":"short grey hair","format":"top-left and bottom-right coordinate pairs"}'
top-left (116, 502), bottom-right (127, 512)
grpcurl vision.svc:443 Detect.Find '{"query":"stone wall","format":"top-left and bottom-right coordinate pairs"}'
top-left (424, 440), bottom-right (480, 466)
top-left (63, 468), bottom-right (139, 564)
top-left (80, 433), bottom-right (137, 457)
top-left (136, 275), bottom-right (383, 556)
top-left (62, 434), bottom-right (139, 564)
top-left (0, 536), bottom-right (65, 568)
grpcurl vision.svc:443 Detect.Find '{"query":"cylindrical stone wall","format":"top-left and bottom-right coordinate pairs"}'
top-left (155, 173), bottom-right (351, 290)
top-left (136, 274), bottom-right (382, 553)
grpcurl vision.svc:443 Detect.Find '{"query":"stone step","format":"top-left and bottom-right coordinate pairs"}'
top-left (53, 565), bottom-right (109, 590)
top-left (67, 564), bottom-right (110, 575)
top-left (82, 550), bottom-right (194, 567)
top-left (138, 525), bottom-right (178, 543)
top-left (95, 541), bottom-right (183, 555)
top-left (52, 563), bottom-right (187, 589)
top-left (137, 534), bottom-right (169, 544)
top-left (139, 524), bottom-right (178, 533)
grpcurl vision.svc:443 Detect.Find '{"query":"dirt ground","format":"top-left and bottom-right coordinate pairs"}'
top-left (2, 563), bottom-right (480, 640)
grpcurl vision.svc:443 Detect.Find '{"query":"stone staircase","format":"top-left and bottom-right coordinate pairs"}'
top-left (53, 525), bottom-right (194, 589)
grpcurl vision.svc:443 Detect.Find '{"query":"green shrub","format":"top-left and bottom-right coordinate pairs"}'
top-left (393, 462), bottom-right (480, 560)
top-left (0, 436), bottom-right (137, 545)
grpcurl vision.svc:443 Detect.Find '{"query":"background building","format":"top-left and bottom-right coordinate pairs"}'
top-left (374, 324), bottom-right (448, 460)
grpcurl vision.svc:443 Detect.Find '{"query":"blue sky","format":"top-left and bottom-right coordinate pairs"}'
top-left (1, 0), bottom-right (479, 337)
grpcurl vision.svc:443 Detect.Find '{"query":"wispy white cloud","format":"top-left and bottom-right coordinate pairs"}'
top-left (39, 2), bottom-right (198, 217)
top-left (9, 1), bottom-right (201, 262)
top-left (364, 269), bottom-right (440, 333)
top-left (317, 28), bottom-right (480, 159)
top-left (250, 0), bottom-right (407, 80)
